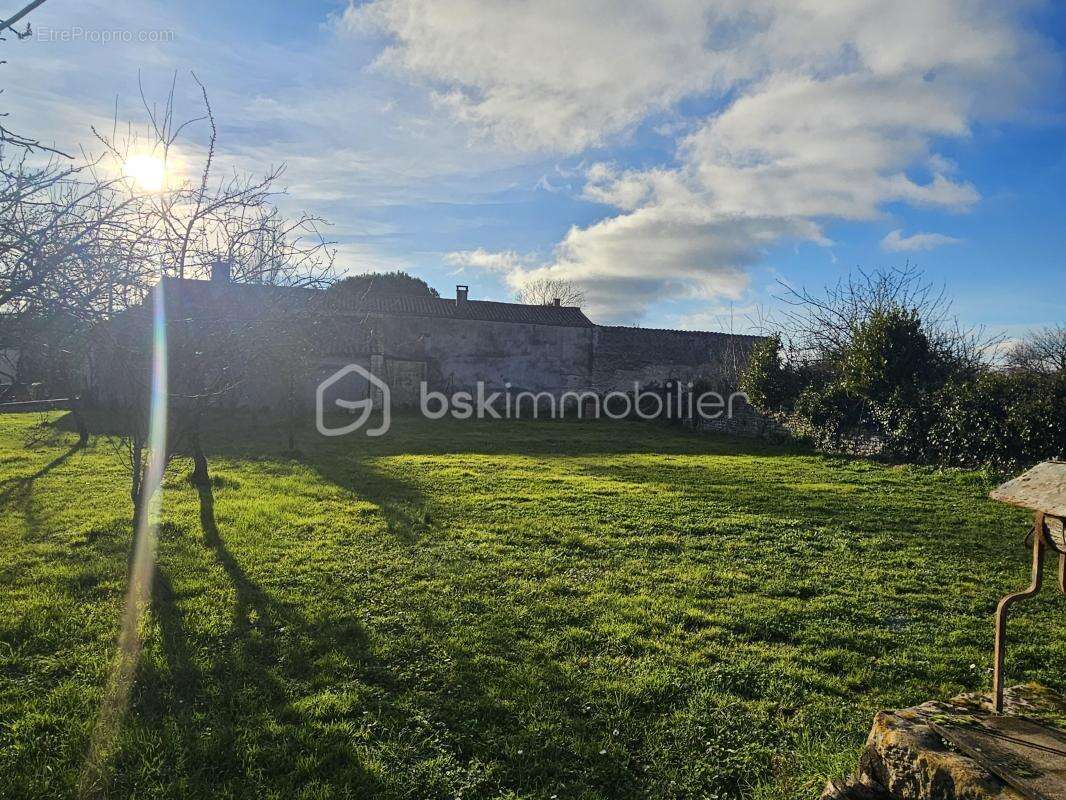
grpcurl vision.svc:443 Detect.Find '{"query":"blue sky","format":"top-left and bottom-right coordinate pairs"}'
top-left (9, 0), bottom-right (1065, 337)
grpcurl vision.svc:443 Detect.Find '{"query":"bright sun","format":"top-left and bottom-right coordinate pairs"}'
top-left (122, 154), bottom-right (166, 192)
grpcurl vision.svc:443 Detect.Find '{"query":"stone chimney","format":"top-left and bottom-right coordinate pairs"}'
top-left (211, 258), bottom-right (232, 283)
top-left (456, 284), bottom-right (469, 305)
top-left (552, 298), bottom-right (561, 307)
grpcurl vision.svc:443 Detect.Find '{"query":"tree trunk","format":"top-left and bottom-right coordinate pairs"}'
top-left (190, 429), bottom-right (210, 487)
top-left (130, 440), bottom-right (144, 533)
top-left (287, 377), bottom-right (297, 452)
top-left (71, 397), bottom-right (89, 448)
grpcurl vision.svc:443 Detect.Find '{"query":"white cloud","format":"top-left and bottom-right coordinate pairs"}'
top-left (681, 72), bottom-right (980, 220)
top-left (528, 208), bottom-right (812, 322)
top-left (343, 0), bottom-right (749, 153)
top-left (444, 248), bottom-right (531, 272)
top-left (881, 229), bottom-right (963, 252)
top-left (348, 1), bottom-right (1053, 321)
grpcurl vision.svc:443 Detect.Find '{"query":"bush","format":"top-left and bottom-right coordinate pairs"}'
top-left (740, 335), bottom-right (797, 411)
top-left (739, 297), bottom-right (1061, 468)
top-left (793, 381), bottom-right (859, 442)
top-left (840, 307), bottom-right (945, 403)
top-left (928, 371), bottom-right (1065, 469)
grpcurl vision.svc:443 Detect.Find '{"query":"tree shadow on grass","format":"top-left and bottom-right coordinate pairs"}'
top-left (66, 407), bottom-right (803, 460)
top-left (195, 476), bottom-right (381, 686)
top-left (172, 455), bottom-right (637, 796)
top-left (0, 442), bottom-right (82, 528)
top-left (151, 569), bottom-right (200, 691)
top-left (307, 450), bottom-right (431, 544)
top-left (61, 409), bottom-right (433, 545)
top-left (125, 478), bottom-right (391, 796)
top-left (132, 568), bottom-right (203, 737)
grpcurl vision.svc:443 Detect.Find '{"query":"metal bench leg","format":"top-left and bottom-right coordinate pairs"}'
top-left (992, 511), bottom-right (1046, 714)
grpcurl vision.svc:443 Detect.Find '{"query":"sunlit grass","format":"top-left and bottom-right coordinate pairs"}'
top-left (0, 412), bottom-right (1063, 799)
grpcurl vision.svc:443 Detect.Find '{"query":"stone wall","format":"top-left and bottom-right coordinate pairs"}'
top-left (86, 294), bottom-right (767, 414)
top-left (696, 400), bottom-right (790, 439)
top-left (369, 317), bottom-right (764, 404)
top-left (368, 313), bottom-right (594, 396)
top-left (590, 326), bottom-right (762, 392)
top-left (367, 319), bottom-right (768, 415)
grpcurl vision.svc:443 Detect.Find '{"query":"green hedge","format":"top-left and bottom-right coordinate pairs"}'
top-left (741, 310), bottom-right (1065, 469)
top-left (925, 371), bottom-right (1065, 469)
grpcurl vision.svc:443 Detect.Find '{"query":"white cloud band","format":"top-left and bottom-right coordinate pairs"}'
top-left (352, 1), bottom-right (1051, 322)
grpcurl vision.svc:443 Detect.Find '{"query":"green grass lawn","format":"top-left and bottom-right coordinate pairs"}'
top-left (1, 412), bottom-right (1063, 800)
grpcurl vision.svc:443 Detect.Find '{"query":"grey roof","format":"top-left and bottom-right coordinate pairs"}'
top-left (161, 278), bottom-right (594, 328)
top-left (333, 292), bottom-right (594, 327)
top-left (596, 324), bottom-right (764, 341)
top-left (161, 278), bottom-right (316, 313)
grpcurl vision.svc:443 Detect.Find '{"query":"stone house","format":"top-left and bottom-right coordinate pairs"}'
top-left (87, 268), bottom-right (764, 413)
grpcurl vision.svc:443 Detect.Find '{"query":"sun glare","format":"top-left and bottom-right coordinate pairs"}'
top-left (123, 154), bottom-right (167, 192)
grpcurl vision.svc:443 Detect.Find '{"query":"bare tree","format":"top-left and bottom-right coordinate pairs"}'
top-left (98, 288), bottom-right (269, 502)
top-left (0, 157), bottom-right (155, 319)
top-left (769, 264), bottom-right (994, 373)
top-left (1004, 324), bottom-right (1066, 375)
top-left (87, 74), bottom-right (335, 495)
top-left (515, 277), bottom-right (585, 307)
top-left (0, 147), bottom-right (162, 441)
top-left (1, 0), bottom-right (70, 158)
top-left (61, 69), bottom-right (339, 800)
top-left (91, 73), bottom-right (335, 287)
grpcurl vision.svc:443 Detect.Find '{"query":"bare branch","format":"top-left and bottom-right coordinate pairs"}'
top-left (515, 277), bottom-right (585, 307)
top-left (769, 264), bottom-right (993, 372)
top-left (1003, 324), bottom-right (1066, 375)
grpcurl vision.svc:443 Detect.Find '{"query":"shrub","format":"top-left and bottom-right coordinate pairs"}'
top-left (740, 335), bottom-right (797, 411)
top-left (928, 371), bottom-right (1065, 469)
top-left (792, 380), bottom-right (863, 447)
top-left (740, 266), bottom-right (1060, 469)
top-left (840, 307), bottom-right (945, 403)
top-left (869, 387), bottom-right (938, 461)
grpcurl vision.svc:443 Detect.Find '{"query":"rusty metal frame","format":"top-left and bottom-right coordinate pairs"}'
top-left (992, 511), bottom-right (1066, 713)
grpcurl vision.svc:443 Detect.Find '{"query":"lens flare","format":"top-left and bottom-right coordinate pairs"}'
top-left (79, 283), bottom-right (168, 798)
